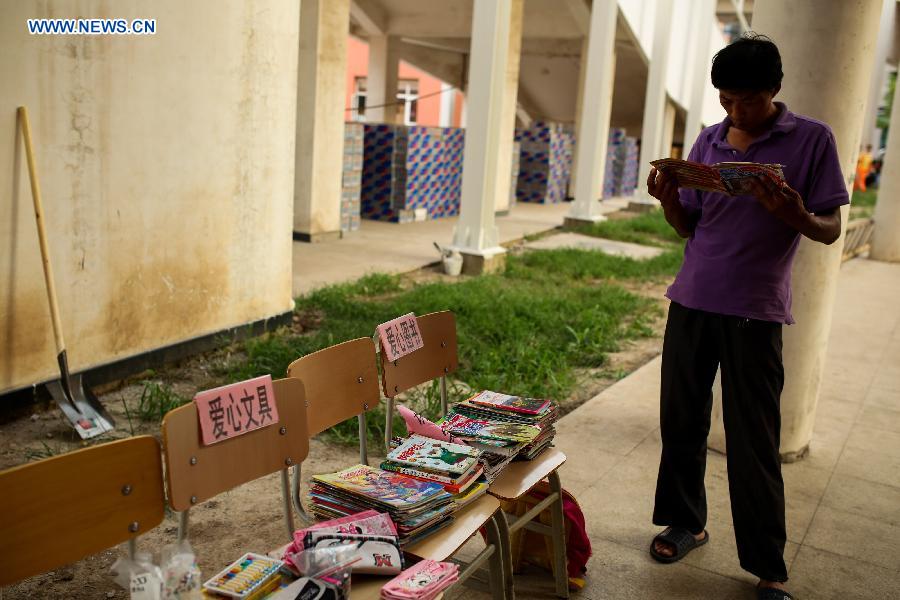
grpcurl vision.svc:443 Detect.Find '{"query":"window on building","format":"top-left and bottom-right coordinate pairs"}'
top-left (351, 77), bottom-right (419, 124)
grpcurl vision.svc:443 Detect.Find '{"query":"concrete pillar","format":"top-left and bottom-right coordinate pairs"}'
top-left (493, 0), bottom-right (525, 216)
top-left (660, 101), bottom-right (677, 159)
top-left (451, 0), bottom-right (513, 274)
top-left (438, 82), bottom-right (456, 128)
top-left (368, 34), bottom-right (400, 123)
top-left (567, 37), bottom-right (591, 201)
top-left (632, 0), bottom-right (674, 210)
top-left (564, 0), bottom-right (618, 226)
top-left (684, 0), bottom-right (715, 149)
top-left (710, 0), bottom-right (882, 460)
top-left (294, 0), bottom-right (350, 241)
top-left (871, 65), bottom-right (900, 261)
top-left (862, 0), bottom-right (896, 148)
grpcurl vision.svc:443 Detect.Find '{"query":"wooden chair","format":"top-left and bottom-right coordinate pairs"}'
top-left (381, 310), bottom-right (569, 600)
top-left (287, 337), bottom-right (506, 600)
top-left (161, 377), bottom-right (309, 542)
top-left (0, 435), bottom-right (165, 587)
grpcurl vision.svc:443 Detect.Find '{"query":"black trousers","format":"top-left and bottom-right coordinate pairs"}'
top-left (653, 301), bottom-right (788, 582)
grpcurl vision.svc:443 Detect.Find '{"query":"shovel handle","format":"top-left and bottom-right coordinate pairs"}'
top-left (18, 106), bottom-right (66, 355)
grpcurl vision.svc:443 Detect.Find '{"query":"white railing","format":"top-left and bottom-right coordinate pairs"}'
top-left (842, 218), bottom-right (876, 262)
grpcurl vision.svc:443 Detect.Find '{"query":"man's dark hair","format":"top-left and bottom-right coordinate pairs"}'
top-left (711, 33), bottom-right (783, 91)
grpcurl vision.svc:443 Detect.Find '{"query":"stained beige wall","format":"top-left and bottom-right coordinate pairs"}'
top-left (1, 1), bottom-right (299, 394)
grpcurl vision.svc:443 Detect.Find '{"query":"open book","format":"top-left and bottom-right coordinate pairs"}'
top-left (651, 158), bottom-right (785, 196)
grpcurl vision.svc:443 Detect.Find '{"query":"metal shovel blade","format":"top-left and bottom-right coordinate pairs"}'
top-left (46, 373), bottom-right (115, 440)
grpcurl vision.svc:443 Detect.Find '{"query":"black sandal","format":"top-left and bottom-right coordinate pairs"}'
top-left (649, 527), bottom-right (709, 563)
top-left (757, 585), bottom-right (794, 600)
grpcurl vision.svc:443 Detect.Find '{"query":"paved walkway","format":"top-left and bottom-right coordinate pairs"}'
top-left (544, 257), bottom-right (900, 599)
top-left (292, 200), bottom-right (628, 296)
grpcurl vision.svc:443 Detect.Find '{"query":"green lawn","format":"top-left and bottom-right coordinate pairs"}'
top-left (851, 189), bottom-right (877, 220)
top-left (216, 209), bottom-right (684, 444)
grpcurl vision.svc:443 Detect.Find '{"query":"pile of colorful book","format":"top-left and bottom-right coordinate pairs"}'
top-left (309, 464), bottom-right (455, 546)
top-left (440, 390), bottom-right (559, 480)
top-left (382, 434), bottom-right (488, 505)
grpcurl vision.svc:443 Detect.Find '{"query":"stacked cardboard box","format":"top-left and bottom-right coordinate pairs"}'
top-left (361, 124), bottom-right (464, 223)
top-left (601, 129), bottom-right (639, 198)
top-left (341, 123), bottom-right (364, 231)
top-left (515, 121), bottom-right (575, 204)
top-left (509, 141), bottom-right (520, 207)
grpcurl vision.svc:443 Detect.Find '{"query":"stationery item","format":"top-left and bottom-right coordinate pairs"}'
top-left (467, 390), bottom-right (551, 416)
top-left (381, 560), bottom-right (459, 600)
top-left (287, 543), bottom-right (357, 600)
top-left (301, 532), bottom-right (403, 575)
top-left (268, 576), bottom-right (345, 600)
top-left (202, 553), bottom-right (283, 599)
top-left (387, 435), bottom-right (481, 476)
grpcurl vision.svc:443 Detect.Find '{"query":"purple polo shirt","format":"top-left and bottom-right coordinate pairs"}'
top-left (666, 102), bottom-right (849, 324)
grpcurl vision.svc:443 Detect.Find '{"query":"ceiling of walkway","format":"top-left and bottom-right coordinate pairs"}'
top-left (349, 0), bottom-right (662, 137)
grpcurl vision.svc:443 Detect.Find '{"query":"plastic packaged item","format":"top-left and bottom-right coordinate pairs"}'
top-left (161, 540), bottom-right (202, 598)
top-left (110, 552), bottom-right (163, 600)
top-left (288, 543), bottom-right (357, 600)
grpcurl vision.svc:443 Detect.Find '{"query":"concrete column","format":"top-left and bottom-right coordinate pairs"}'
top-left (451, 0), bottom-right (513, 274)
top-left (632, 0), bottom-right (674, 210)
top-left (368, 34), bottom-right (400, 123)
top-left (684, 0), bottom-right (715, 149)
top-left (871, 65), bottom-right (900, 261)
top-left (438, 82), bottom-right (456, 127)
top-left (493, 0), bottom-right (525, 216)
top-left (567, 37), bottom-right (591, 200)
top-left (660, 101), bottom-right (676, 159)
top-left (565, 0), bottom-right (618, 226)
top-left (710, 0), bottom-right (882, 460)
top-left (862, 0), bottom-right (896, 148)
top-left (294, 0), bottom-right (350, 241)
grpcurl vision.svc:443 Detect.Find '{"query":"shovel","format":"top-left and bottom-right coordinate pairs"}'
top-left (18, 106), bottom-right (115, 439)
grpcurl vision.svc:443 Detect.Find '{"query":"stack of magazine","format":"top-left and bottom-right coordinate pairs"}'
top-left (382, 435), bottom-right (489, 509)
top-left (451, 390), bottom-right (558, 461)
top-left (438, 391), bottom-right (556, 481)
top-left (309, 464), bottom-right (455, 546)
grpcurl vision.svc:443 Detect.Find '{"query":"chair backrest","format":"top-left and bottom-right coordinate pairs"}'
top-left (286, 338), bottom-right (380, 437)
top-left (0, 435), bottom-right (165, 586)
top-left (380, 311), bottom-right (459, 398)
top-left (161, 377), bottom-right (309, 511)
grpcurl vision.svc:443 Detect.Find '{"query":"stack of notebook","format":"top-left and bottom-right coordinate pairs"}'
top-left (310, 464), bottom-right (455, 546)
top-left (382, 435), bottom-right (485, 494)
top-left (444, 391), bottom-right (559, 476)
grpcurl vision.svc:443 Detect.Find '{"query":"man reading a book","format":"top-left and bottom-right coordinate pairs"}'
top-left (645, 34), bottom-right (847, 600)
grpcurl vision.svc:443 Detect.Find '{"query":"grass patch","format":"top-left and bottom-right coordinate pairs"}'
top-left (227, 246), bottom-right (678, 445)
top-left (570, 209), bottom-right (684, 247)
top-left (851, 189), bottom-right (877, 220)
top-left (137, 381), bottom-right (190, 422)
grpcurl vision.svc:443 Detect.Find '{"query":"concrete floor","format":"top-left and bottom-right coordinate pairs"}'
top-left (292, 199), bottom-right (629, 296)
top-left (541, 257), bottom-right (900, 600)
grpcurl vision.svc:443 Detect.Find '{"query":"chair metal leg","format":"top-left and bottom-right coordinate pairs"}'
top-left (385, 397), bottom-right (394, 452)
top-left (177, 509), bottom-right (190, 543)
top-left (291, 464), bottom-right (314, 525)
top-left (495, 509), bottom-right (515, 600)
top-left (358, 413), bottom-right (368, 465)
top-left (483, 512), bottom-right (508, 600)
top-left (440, 376), bottom-right (449, 417)
top-left (280, 468), bottom-right (296, 539)
top-left (127, 538), bottom-right (137, 560)
top-left (548, 471), bottom-right (569, 599)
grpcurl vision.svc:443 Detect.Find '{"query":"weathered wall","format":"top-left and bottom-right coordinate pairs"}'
top-left (0, 1), bottom-right (299, 394)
